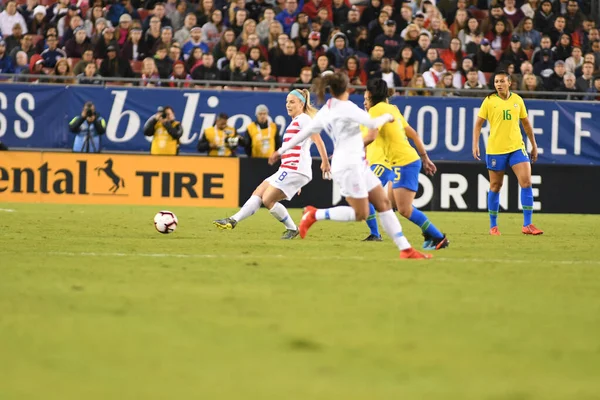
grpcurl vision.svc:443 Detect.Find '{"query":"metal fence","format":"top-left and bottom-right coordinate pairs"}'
top-left (0, 72), bottom-right (596, 102)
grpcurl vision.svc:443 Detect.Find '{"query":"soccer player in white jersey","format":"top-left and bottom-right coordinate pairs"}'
top-left (268, 73), bottom-right (431, 259)
top-left (213, 89), bottom-right (330, 239)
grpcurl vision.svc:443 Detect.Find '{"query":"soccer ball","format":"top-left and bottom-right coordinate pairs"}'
top-left (154, 211), bottom-right (178, 234)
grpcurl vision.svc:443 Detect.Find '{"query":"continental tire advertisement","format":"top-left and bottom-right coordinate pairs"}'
top-left (0, 152), bottom-right (239, 207)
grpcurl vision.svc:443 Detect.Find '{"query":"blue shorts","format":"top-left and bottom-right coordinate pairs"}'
top-left (370, 164), bottom-right (394, 186)
top-left (486, 149), bottom-right (530, 171)
top-left (391, 159), bottom-right (421, 192)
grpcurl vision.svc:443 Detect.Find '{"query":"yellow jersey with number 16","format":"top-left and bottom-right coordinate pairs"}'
top-left (477, 92), bottom-right (527, 155)
top-left (368, 102), bottom-right (419, 167)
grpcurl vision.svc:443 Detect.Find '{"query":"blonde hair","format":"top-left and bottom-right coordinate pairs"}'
top-left (289, 89), bottom-right (317, 118)
top-left (230, 51), bottom-right (249, 72)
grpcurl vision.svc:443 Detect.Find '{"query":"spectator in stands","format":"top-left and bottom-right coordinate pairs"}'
top-left (0, 0), bottom-right (28, 37)
top-left (77, 61), bottom-right (103, 85)
top-left (576, 61), bottom-right (595, 91)
top-left (9, 33), bottom-right (34, 63)
top-left (47, 0), bottom-right (70, 26)
top-left (331, 0), bottom-right (350, 27)
top-left (120, 27), bottom-right (148, 61)
top-left (247, 0), bottom-right (270, 22)
top-left (144, 3), bottom-right (172, 32)
top-left (475, 38), bottom-right (497, 73)
top-left (223, 51), bottom-right (255, 81)
top-left (296, 31), bottom-right (323, 65)
top-left (192, 52), bottom-right (220, 80)
top-left (463, 68), bottom-right (485, 89)
top-left (73, 49), bottom-right (94, 75)
top-left (553, 33), bottom-right (573, 61)
top-left (69, 102), bottom-right (106, 153)
top-left (292, 66), bottom-right (313, 87)
top-left (592, 40), bottom-right (600, 67)
top-left (360, 0), bottom-right (382, 28)
top-left (435, 72), bottom-right (457, 97)
top-left (367, 9), bottom-right (388, 48)
top-left (140, 57), bottom-right (161, 86)
top-left (203, 10), bottom-right (226, 48)
top-left (195, 0), bottom-right (214, 26)
top-left (534, 48), bottom-right (555, 77)
top-left (514, 17), bottom-right (541, 50)
top-left (95, 27), bottom-right (119, 59)
top-left (481, 4), bottom-right (509, 35)
top-left (374, 19), bottom-right (403, 60)
top-left (168, 1), bottom-right (187, 31)
top-left (29, 5), bottom-right (48, 36)
top-left (419, 47), bottom-right (439, 73)
top-left (583, 27), bottom-right (599, 54)
top-left (240, 33), bottom-right (269, 60)
top-left (254, 61), bottom-right (276, 82)
top-left (213, 29), bottom-right (236, 60)
top-left (275, 0), bottom-right (300, 36)
top-left (256, 8), bottom-right (276, 42)
top-left (169, 43), bottom-right (182, 62)
top-left (341, 6), bottom-right (361, 49)
top-left (197, 112), bottom-right (241, 156)
top-left (173, 13), bottom-right (195, 44)
top-left (65, 27), bottom-right (91, 58)
top-left (272, 39), bottom-right (303, 77)
top-left (565, 46), bottom-right (583, 73)
top-left (153, 26), bottom-right (175, 54)
top-left (217, 44), bottom-right (238, 70)
top-left (458, 17), bottom-right (480, 52)
top-left (144, 106), bottom-right (183, 155)
top-left (548, 16), bottom-right (567, 46)
top-left (354, 26), bottom-right (370, 57)
top-left (168, 60), bottom-right (192, 87)
top-left (429, 17), bottom-right (451, 50)
top-left (364, 44), bottom-right (384, 78)
top-left (246, 46), bottom-right (265, 72)
top-left (152, 44), bottom-right (173, 78)
top-left (49, 59), bottom-right (75, 84)
top-left (564, 0), bottom-right (585, 34)
top-left (412, 33), bottom-right (431, 65)
top-left (19, 0), bottom-right (38, 27)
top-left (265, 21), bottom-right (284, 50)
top-left (375, 57), bottom-right (401, 89)
top-left (585, 75), bottom-right (600, 100)
top-left (486, 20), bottom-right (511, 58)
top-left (341, 55), bottom-right (365, 85)
top-left (440, 37), bottom-right (465, 71)
top-left (501, 35), bottom-right (529, 71)
top-left (40, 36), bottom-right (66, 68)
top-left (531, 35), bottom-right (554, 64)
top-left (543, 59), bottom-right (566, 90)
top-left (26, 54), bottom-right (46, 82)
top-left (57, 6), bottom-right (81, 40)
top-left (0, 40), bottom-right (15, 74)
top-left (423, 58), bottom-right (446, 88)
top-left (13, 51), bottom-right (29, 76)
top-left (231, 9), bottom-right (249, 38)
top-left (520, 73), bottom-right (543, 97)
top-left (100, 45), bottom-right (135, 79)
top-left (534, 0), bottom-right (554, 34)
top-left (86, 7), bottom-right (105, 38)
top-left (289, 11), bottom-right (309, 41)
top-left (145, 17), bottom-right (162, 53)
top-left (503, 0), bottom-right (525, 29)
top-left (181, 26), bottom-right (208, 60)
top-left (5, 23), bottom-right (23, 54)
top-left (236, 19), bottom-right (258, 46)
top-left (453, 57), bottom-right (486, 88)
top-left (114, 14), bottom-right (132, 47)
top-left (558, 72), bottom-right (582, 99)
top-left (406, 73), bottom-right (430, 96)
top-left (576, 53), bottom-right (596, 76)
top-left (324, 32), bottom-right (351, 69)
top-left (395, 45), bottom-right (417, 86)
top-left (521, 0), bottom-right (540, 19)
top-left (186, 47), bottom-right (203, 72)
top-left (311, 53), bottom-right (333, 77)
top-left (449, 9), bottom-right (468, 38)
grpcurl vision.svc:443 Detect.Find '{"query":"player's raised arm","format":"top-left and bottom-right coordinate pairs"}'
top-left (472, 116), bottom-right (486, 161)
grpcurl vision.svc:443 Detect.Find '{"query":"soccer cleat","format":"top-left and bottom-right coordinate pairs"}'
top-left (281, 229), bottom-right (300, 240)
top-left (422, 233), bottom-right (433, 249)
top-left (489, 226), bottom-right (501, 236)
top-left (362, 234), bottom-right (383, 242)
top-left (429, 234), bottom-right (449, 250)
top-left (400, 248), bottom-right (433, 259)
top-left (213, 217), bottom-right (237, 230)
top-left (298, 206), bottom-right (317, 239)
top-left (522, 224), bottom-right (544, 235)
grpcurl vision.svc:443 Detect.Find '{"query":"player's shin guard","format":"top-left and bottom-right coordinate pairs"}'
top-left (488, 191), bottom-right (500, 229)
top-left (315, 207), bottom-right (356, 221)
top-left (269, 202), bottom-right (297, 230)
top-left (379, 210), bottom-right (411, 250)
top-left (232, 195), bottom-right (262, 223)
top-left (366, 203), bottom-right (381, 237)
top-left (408, 206), bottom-right (443, 239)
top-left (521, 186), bottom-right (534, 226)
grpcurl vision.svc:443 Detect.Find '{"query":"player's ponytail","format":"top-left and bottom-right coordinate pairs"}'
top-left (366, 78), bottom-right (392, 106)
top-left (300, 89), bottom-right (317, 118)
top-left (312, 71), bottom-right (349, 104)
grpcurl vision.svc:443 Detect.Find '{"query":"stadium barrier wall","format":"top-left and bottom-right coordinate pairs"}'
top-left (0, 84), bottom-right (599, 165)
top-left (239, 159), bottom-right (600, 214)
top-left (0, 151), bottom-right (239, 207)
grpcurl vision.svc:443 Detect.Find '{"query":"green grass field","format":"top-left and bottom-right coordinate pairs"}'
top-left (1, 203), bottom-right (599, 400)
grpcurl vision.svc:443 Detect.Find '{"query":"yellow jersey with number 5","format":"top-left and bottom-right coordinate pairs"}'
top-left (477, 92), bottom-right (527, 155)
top-left (368, 102), bottom-right (419, 167)
top-left (361, 125), bottom-right (391, 169)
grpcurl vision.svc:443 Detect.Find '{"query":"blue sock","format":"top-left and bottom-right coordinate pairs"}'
top-left (521, 186), bottom-right (533, 226)
top-left (408, 206), bottom-right (443, 239)
top-left (366, 203), bottom-right (380, 237)
top-left (488, 191), bottom-right (500, 229)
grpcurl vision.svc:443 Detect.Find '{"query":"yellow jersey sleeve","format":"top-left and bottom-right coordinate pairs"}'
top-left (397, 111), bottom-right (409, 129)
top-left (518, 96), bottom-right (527, 119)
top-left (477, 97), bottom-right (489, 120)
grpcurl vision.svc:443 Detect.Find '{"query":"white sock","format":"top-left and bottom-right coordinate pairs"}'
top-left (379, 210), bottom-right (411, 250)
top-left (269, 202), bottom-right (297, 230)
top-left (315, 206), bottom-right (356, 221)
top-left (232, 195), bottom-right (262, 222)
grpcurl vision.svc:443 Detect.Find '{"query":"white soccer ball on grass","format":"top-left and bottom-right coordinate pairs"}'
top-left (154, 211), bottom-right (178, 234)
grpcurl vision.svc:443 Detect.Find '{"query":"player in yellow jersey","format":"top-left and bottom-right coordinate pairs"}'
top-left (360, 125), bottom-right (394, 241)
top-left (363, 79), bottom-right (449, 250)
top-left (473, 71), bottom-right (543, 236)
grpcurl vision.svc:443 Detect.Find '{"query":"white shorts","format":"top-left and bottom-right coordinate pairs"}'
top-left (332, 163), bottom-right (381, 199)
top-left (266, 169), bottom-right (311, 201)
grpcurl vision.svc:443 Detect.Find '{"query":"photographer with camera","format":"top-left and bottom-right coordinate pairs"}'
top-left (197, 113), bottom-right (243, 157)
top-left (69, 102), bottom-right (107, 153)
top-left (143, 106), bottom-right (183, 155)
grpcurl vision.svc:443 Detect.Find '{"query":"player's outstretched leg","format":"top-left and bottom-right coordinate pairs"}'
top-left (269, 202), bottom-right (299, 239)
top-left (404, 206), bottom-right (448, 250)
top-left (363, 203), bottom-right (382, 241)
top-left (299, 206), bottom-right (356, 238)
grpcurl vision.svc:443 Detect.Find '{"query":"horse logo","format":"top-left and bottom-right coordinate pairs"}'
top-left (95, 158), bottom-right (125, 193)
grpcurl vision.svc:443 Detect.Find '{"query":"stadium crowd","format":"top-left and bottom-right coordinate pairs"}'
top-left (0, 0), bottom-right (598, 99)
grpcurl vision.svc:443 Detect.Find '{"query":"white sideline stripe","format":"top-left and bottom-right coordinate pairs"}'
top-left (0, 208), bottom-right (16, 212)
top-left (45, 251), bottom-right (600, 265)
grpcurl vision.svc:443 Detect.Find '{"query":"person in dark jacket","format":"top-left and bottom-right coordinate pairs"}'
top-left (99, 45), bottom-right (135, 79)
top-left (64, 27), bottom-right (91, 58)
top-left (120, 27), bottom-right (149, 61)
top-left (272, 39), bottom-right (303, 77)
top-left (543, 59), bottom-right (567, 90)
top-left (191, 53), bottom-right (221, 81)
top-left (326, 32), bottom-right (353, 68)
top-left (0, 40), bottom-right (15, 73)
top-left (153, 43), bottom-right (174, 79)
top-left (475, 38), bottom-right (497, 73)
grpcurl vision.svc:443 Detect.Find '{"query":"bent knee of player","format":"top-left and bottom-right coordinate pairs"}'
top-left (518, 177), bottom-right (532, 188)
top-left (397, 203), bottom-right (412, 218)
top-left (355, 209), bottom-right (369, 221)
top-left (490, 181), bottom-right (503, 192)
